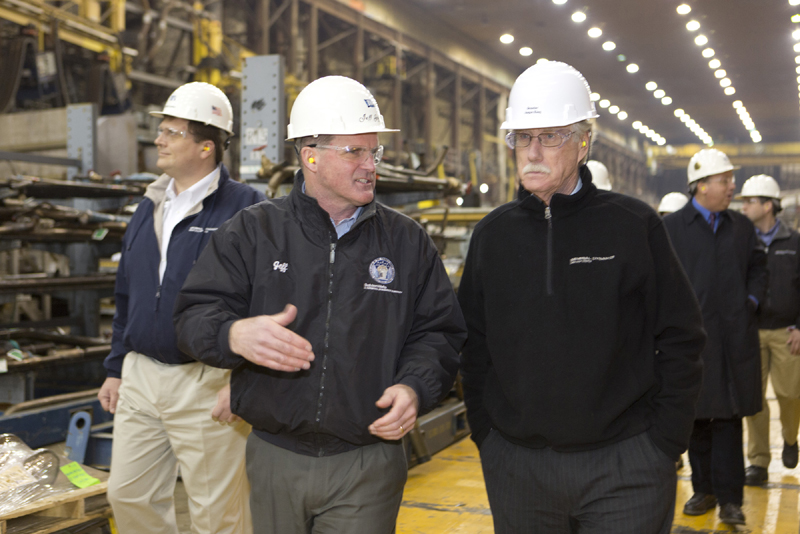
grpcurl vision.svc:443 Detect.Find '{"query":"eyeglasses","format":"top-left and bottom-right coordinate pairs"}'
top-left (505, 131), bottom-right (574, 150)
top-left (156, 126), bottom-right (188, 140)
top-left (309, 144), bottom-right (384, 165)
top-left (706, 175), bottom-right (736, 186)
top-left (743, 197), bottom-right (767, 204)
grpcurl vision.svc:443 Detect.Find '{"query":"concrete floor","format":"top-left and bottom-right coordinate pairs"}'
top-left (173, 389), bottom-right (800, 533)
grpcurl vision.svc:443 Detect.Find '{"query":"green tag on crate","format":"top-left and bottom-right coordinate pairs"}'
top-left (6, 349), bottom-right (24, 361)
top-left (60, 462), bottom-right (100, 488)
top-left (92, 228), bottom-right (109, 241)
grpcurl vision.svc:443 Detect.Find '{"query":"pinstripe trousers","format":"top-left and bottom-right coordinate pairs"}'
top-left (480, 429), bottom-right (677, 534)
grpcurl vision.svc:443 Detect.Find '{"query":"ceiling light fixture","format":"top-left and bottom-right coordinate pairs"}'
top-left (661, 96), bottom-right (673, 105)
top-left (602, 41), bottom-right (616, 51)
top-left (609, 105), bottom-right (620, 114)
top-left (674, 108), bottom-right (685, 117)
top-left (632, 120), bottom-right (643, 129)
top-left (590, 92), bottom-right (601, 101)
top-left (709, 59), bottom-right (722, 69)
top-left (724, 87), bottom-right (736, 95)
top-left (653, 89), bottom-right (666, 98)
top-left (618, 111), bottom-right (628, 120)
top-left (572, 12), bottom-right (587, 22)
top-left (677, 4), bottom-right (691, 15)
top-left (552, 0), bottom-right (568, 4)
top-left (626, 63), bottom-right (639, 73)
top-left (588, 27), bottom-right (602, 38)
top-left (500, 34), bottom-right (514, 44)
top-left (714, 69), bottom-right (727, 78)
top-left (519, 47), bottom-right (533, 56)
top-left (695, 35), bottom-right (708, 46)
top-left (702, 48), bottom-right (715, 58)
top-left (599, 99), bottom-right (611, 108)
top-left (686, 20), bottom-right (701, 31)
top-left (645, 81), bottom-right (658, 90)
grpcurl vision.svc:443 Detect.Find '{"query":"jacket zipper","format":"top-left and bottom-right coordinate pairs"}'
top-left (545, 206), bottom-right (553, 296)
top-left (314, 240), bottom-right (336, 455)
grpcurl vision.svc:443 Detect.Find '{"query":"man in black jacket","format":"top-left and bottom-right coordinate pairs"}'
top-left (173, 76), bottom-right (466, 534)
top-left (740, 174), bottom-right (800, 486)
top-left (458, 61), bottom-right (705, 534)
top-left (663, 149), bottom-right (768, 526)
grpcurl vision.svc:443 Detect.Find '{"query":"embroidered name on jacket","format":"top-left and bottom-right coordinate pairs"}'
top-left (188, 226), bottom-right (218, 233)
top-left (775, 250), bottom-right (797, 255)
top-left (569, 255), bottom-right (616, 265)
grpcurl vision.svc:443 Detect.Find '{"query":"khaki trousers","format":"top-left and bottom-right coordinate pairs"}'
top-left (108, 351), bottom-right (252, 534)
top-left (745, 328), bottom-right (800, 468)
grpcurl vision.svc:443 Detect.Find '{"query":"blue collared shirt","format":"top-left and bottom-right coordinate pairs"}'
top-left (755, 221), bottom-right (780, 247)
top-left (691, 197), bottom-right (720, 233)
top-left (302, 182), bottom-right (364, 238)
top-left (571, 178), bottom-right (583, 195)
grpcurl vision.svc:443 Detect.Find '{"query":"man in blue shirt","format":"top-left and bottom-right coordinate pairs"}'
top-left (663, 148), bottom-right (768, 526)
top-left (740, 174), bottom-right (800, 486)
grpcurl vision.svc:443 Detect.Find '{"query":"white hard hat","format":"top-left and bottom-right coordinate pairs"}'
top-left (687, 148), bottom-right (739, 184)
top-left (150, 82), bottom-right (234, 135)
top-left (286, 76), bottom-right (399, 140)
top-left (586, 160), bottom-right (611, 191)
top-left (739, 174), bottom-right (780, 199)
top-left (658, 192), bottom-right (689, 214)
top-left (501, 61), bottom-right (599, 130)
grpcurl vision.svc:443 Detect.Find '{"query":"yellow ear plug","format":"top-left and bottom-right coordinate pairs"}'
top-left (582, 141), bottom-right (587, 147)
top-left (309, 157), bottom-right (315, 163)
top-left (203, 146), bottom-right (210, 151)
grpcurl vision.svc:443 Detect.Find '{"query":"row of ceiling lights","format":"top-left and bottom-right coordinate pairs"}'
top-left (497, 0), bottom-right (764, 146)
top-left (676, 4), bottom-right (761, 143)
top-left (791, 1), bottom-right (800, 120)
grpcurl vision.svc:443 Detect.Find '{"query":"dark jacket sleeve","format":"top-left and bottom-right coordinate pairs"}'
top-left (174, 213), bottom-right (255, 369)
top-left (745, 224), bottom-right (768, 307)
top-left (648, 218), bottom-right (706, 460)
top-left (103, 206), bottom-right (143, 378)
top-left (457, 227), bottom-right (493, 449)
top-left (394, 233), bottom-right (466, 416)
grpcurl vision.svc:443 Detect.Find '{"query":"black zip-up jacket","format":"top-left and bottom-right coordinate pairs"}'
top-left (458, 167), bottom-right (706, 461)
top-left (758, 220), bottom-right (800, 330)
top-left (174, 172), bottom-right (466, 457)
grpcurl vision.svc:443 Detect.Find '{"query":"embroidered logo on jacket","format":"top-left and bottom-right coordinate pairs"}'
top-left (188, 227), bottom-right (217, 233)
top-left (273, 261), bottom-right (289, 273)
top-left (569, 255), bottom-right (616, 265)
top-left (369, 257), bottom-right (395, 284)
top-left (775, 250), bottom-right (797, 255)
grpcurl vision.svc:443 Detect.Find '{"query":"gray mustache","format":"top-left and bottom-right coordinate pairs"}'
top-left (522, 163), bottom-right (552, 174)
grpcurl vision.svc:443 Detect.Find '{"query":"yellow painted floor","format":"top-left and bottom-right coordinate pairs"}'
top-left (398, 388), bottom-right (800, 534)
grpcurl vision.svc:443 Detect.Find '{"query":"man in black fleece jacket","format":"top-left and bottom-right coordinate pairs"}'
top-left (458, 61), bottom-right (706, 534)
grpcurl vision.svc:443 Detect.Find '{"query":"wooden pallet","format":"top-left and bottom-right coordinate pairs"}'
top-left (0, 467), bottom-right (110, 534)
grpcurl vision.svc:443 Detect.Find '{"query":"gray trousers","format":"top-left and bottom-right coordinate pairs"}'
top-left (480, 430), bottom-right (677, 534)
top-left (245, 434), bottom-right (407, 534)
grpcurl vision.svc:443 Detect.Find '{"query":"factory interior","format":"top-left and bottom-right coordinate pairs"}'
top-left (1, 1), bottom-right (800, 533)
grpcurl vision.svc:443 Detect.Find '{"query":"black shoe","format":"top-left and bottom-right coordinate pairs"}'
top-left (683, 493), bottom-right (717, 516)
top-left (744, 465), bottom-right (768, 486)
top-left (783, 441), bottom-right (798, 468)
top-left (719, 502), bottom-right (746, 525)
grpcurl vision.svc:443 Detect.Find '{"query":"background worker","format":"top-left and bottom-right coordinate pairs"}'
top-left (173, 76), bottom-right (466, 533)
top-left (663, 148), bottom-right (767, 526)
top-left (459, 61), bottom-right (705, 534)
top-left (740, 174), bottom-right (800, 486)
top-left (658, 192), bottom-right (689, 216)
top-left (586, 159), bottom-right (612, 190)
top-left (98, 82), bottom-right (265, 534)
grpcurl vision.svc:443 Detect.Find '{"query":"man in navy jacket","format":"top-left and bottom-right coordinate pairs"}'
top-left (98, 82), bottom-right (264, 534)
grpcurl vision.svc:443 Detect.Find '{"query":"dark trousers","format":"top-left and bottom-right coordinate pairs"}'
top-left (245, 434), bottom-right (407, 534)
top-left (480, 430), bottom-right (677, 534)
top-left (688, 417), bottom-right (745, 506)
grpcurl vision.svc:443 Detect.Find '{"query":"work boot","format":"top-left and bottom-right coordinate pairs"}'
top-left (683, 493), bottom-right (717, 516)
top-left (718, 503), bottom-right (746, 525)
top-left (783, 441), bottom-right (798, 468)
top-left (744, 465), bottom-right (768, 486)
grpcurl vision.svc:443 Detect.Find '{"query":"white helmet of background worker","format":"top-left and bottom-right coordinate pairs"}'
top-left (658, 192), bottom-right (689, 214)
top-left (687, 148), bottom-right (740, 184)
top-left (286, 76), bottom-right (399, 139)
top-left (738, 174), bottom-right (781, 199)
top-left (150, 81), bottom-right (234, 135)
top-left (501, 61), bottom-right (599, 131)
top-left (586, 160), bottom-right (611, 191)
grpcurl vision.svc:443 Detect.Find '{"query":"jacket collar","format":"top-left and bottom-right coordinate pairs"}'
top-left (289, 170), bottom-right (378, 237)
top-left (145, 164), bottom-right (226, 206)
top-left (773, 219), bottom-right (793, 241)
top-left (679, 198), bottom-right (730, 227)
top-left (517, 164), bottom-right (597, 218)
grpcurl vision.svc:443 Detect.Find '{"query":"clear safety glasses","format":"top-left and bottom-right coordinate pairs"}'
top-left (309, 144), bottom-right (384, 166)
top-left (505, 131), bottom-right (574, 150)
